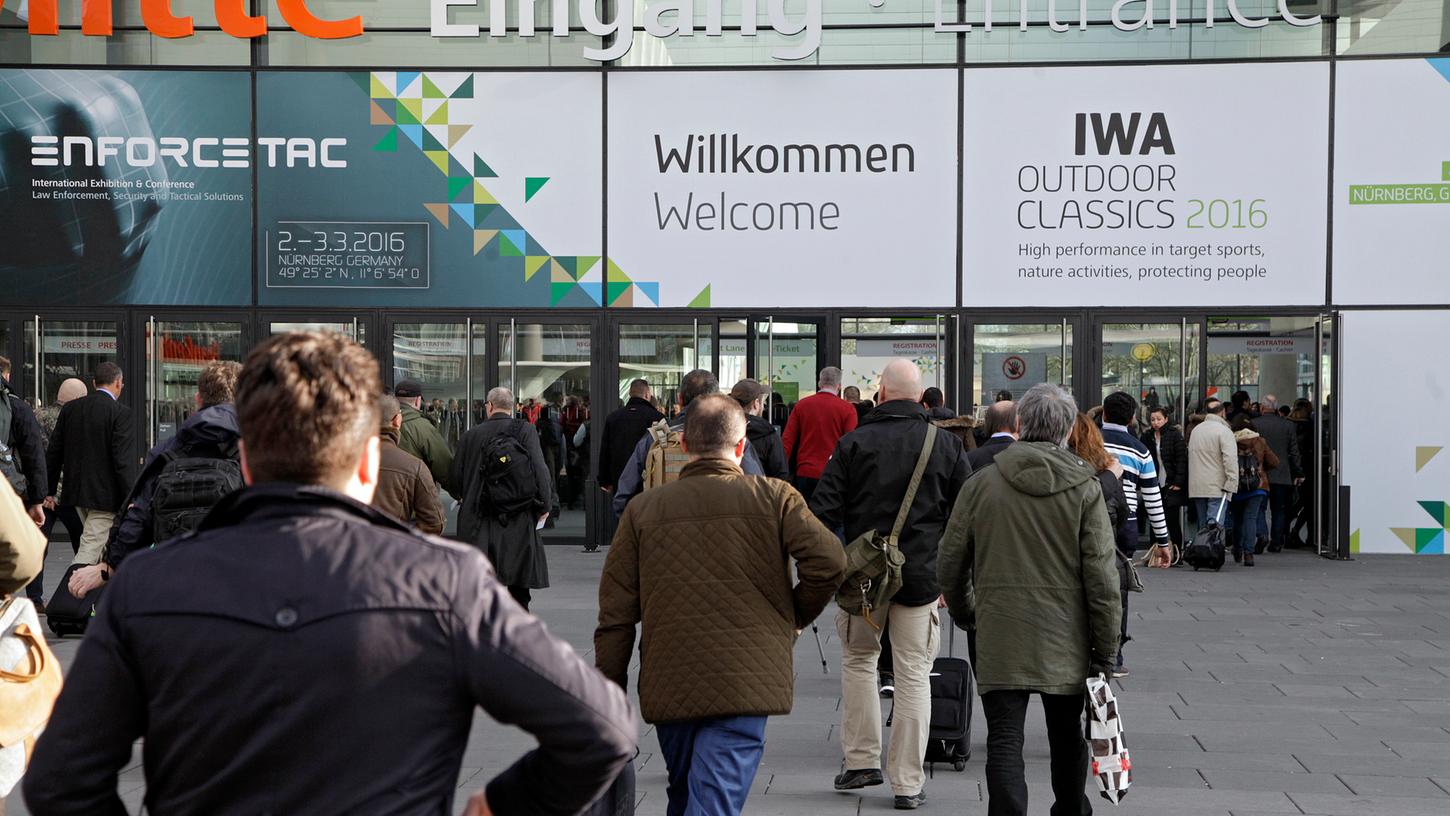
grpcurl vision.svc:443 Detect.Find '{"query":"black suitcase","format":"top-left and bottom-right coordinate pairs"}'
top-left (1184, 497), bottom-right (1228, 571)
top-left (46, 563), bottom-right (104, 638)
top-left (925, 615), bottom-right (973, 772)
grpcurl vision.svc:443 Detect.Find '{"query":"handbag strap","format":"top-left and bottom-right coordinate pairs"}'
top-left (890, 425), bottom-right (937, 541)
top-left (0, 622), bottom-right (47, 682)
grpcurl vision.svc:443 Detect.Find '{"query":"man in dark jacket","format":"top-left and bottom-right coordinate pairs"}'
top-left (451, 386), bottom-right (553, 610)
top-left (968, 399), bottom-right (1017, 473)
top-left (731, 378), bottom-right (790, 480)
top-left (1253, 395), bottom-right (1303, 553)
top-left (24, 331), bottom-right (636, 816)
top-left (938, 383), bottom-right (1121, 816)
top-left (811, 359), bottom-right (971, 810)
top-left (374, 393), bottom-right (446, 535)
top-left (44, 361), bottom-right (135, 567)
top-left (0, 356), bottom-right (47, 527)
top-left (66, 361), bottom-right (244, 599)
top-left (921, 386), bottom-right (956, 420)
top-left (597, 394), bottom-right (845, 815)
top-left (394, 378), bottom-right (456, 497)
top-left (598, 378), bottom-right (664, 492)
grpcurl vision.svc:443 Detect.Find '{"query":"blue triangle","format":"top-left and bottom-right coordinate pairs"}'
top-left (451, 203), bottom-right (474, 223)
top-left (1429, 58), bottom-right (1450, 84)
top-left (577, 282), bottom-right (603, 305)
top-left (501, 229), bottom-right (526, 252)
top-left (399, 124), bottom-right (424, 147)
top-left (396, 72), bottom-right (421, 95)
top-left (636, 282), bottom-right (660, 306)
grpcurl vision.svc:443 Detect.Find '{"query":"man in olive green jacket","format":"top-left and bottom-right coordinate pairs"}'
top-left (938, 383), bottom-right (1121, 816)
top-left (394, 379), bottom-right (455, 498)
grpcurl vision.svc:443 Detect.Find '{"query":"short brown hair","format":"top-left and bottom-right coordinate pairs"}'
top-left (684, 393), bottom-right (746, 457)
top-left (0, 356), bottom-right (10, 377)
top-left (1068, 412), bottom-right (1115, 472)
top-left (236, 332), bottom-right (380, 487)
top-left (197, 360), bottom-right (241, 408)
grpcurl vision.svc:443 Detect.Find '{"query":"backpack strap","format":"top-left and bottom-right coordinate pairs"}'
top-left (889, 425), bottom-right (937, 542)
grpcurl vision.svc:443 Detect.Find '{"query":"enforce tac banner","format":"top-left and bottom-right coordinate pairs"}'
top-left (1333, 58), bottom-right (1450, 305)
top-left (0, 69), bottom-right (252, 305)
top-left (962, 62), bottom-right (1329, 308)
top-left (607, 69), bottom-right (959, 309)
top-left (257, 71), bottom-right (604, 308)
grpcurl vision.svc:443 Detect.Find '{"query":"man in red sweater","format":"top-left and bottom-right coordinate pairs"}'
top-left (782, 366), bottom-right (858, 503)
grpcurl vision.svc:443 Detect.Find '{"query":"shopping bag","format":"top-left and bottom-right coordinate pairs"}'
top-left (1086, 674), bottom-right (1131, 805)
top-left (1, 596), bottom-right (64, 796)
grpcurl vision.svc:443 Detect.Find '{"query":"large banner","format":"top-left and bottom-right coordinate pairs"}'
top-left (607, 70), bottom-right (959, 309)
top-left (1334, 58), bottom-right (1450, 305)
top-left (962, 62), bottom-right (1329, 308)
top-left (0, 69), bottom-right (252, 305)
top-left (257, 71), bottom-right (603, 308)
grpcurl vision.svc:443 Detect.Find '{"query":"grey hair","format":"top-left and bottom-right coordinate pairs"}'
top-left (486, 386), bottom-right (516, 411)
top-left (818, 366), bottom-right (843, 389)
top-left (1017, 383), bottom-right (1079, 445)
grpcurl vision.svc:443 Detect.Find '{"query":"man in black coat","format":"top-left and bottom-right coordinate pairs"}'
top-left (598, 378), bottom-right (664, 492)
top-left (1253, 395), bottom-right (1303, 553)
top-left (25, 331), bottom-right (636, 816)
top-left (44, 361), bottom-right (135, 566)
top-left (968, 400), bottom-right (1017, 474)
top-left (0, 356), bottom-right (47, 526)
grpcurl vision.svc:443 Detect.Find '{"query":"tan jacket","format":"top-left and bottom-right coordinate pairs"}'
top-left (596, 457), bottom-right (845, 723)
top-left (372, 427), bottom-right (446, 535)
top-left (1188, 413), bottom-right (1239, 498)
top-left (1, 482), bottom-right (44, 595)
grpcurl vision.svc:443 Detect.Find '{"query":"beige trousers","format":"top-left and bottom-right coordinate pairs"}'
top-left (837, 602), bottom-right (939, 796)
top-left (73, 507), bottom-right (116, 566)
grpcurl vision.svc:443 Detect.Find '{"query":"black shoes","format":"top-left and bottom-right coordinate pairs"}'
top-left (1244, 552), bottom-right (1256, 567)
top-left (894, 791), bottom-right (927, 810)
top-left (834, 768), bottom-right (884, 791)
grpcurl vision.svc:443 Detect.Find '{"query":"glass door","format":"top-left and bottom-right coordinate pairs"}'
top-left (141, 316), bottom-right (249, 449)
top-left (1316, 313), bottom-right (1341, 559)
top-left (753, 318), bottom-right (820, 432)
top-left (966, 318), bottom-right (1077, 416)
top-left (614, 321), bottom-right (714, 412)
top-left (840, 315), bottom-right (953, 410)
top-left (386, 319), bottom-right (472, 452)
top-left (24, 314), bottom-right (132, 465)
top-left (264, 313), bottom-right (375, 348)
top-left (1098, 320), bottom-right (1199, 426)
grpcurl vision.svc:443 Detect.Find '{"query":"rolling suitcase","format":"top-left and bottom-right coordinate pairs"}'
top-left (925, 613), bottom-right (973, 772)
top-left (45, 563), bottom-right (104, 638)
top-left (1183, 496), bottom-right (1228, 571)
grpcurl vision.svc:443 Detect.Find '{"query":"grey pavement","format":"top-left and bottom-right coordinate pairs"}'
top-left (9, 545), bottom-right (1450, 815)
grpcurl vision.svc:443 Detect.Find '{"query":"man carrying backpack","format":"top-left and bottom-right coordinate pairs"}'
top-left (451, 387), bottom-right (552, 611)
top-left (66, 361), bottom-right (244, 599)
top-left (0, 356), bottom-right (50, 530)
top-left (610, 369), bottom-right (765, 519)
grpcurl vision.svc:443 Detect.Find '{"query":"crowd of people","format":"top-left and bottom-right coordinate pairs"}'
top-left (1, 332), bottom-right (1324, 815)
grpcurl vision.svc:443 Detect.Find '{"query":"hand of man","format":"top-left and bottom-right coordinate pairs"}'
top-left (462, 792), bottom-right (493, 816)
top-left (68, 564), bottom-right (108, 597)
top-left (1149, 546), bottom-right (1172, 569)
top-left (937, 594), bottom-right (947, 608)
top-left (1294, 477), bottom-right (1305, 486)
top-left (27, 504), bottom-right (45, 526)
top-left (43, 495), bottom-right (57, 510)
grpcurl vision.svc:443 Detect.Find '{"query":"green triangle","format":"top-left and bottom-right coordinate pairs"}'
top-left (422, 75), bottom-right (446, 99)
top-left (399, 98), bottom-right (423, 122)
top-left (1349, 528), bottom-right (1360, 555)
top-left (448, 176), bottom-right (471, 201)
top-left (524, 176), bottom-right (550, 202)
top-left (474, 155), bottom-right (498, 179)
top-left (452, 75), bottom-right (474, 99)
top-left (372, 128), bottom-right (398, 152)
top-left (1418, 501), bottom-right (1449, 528)
top-left (395, 104), bottom-right (420, 126)
top-left (498, 234), bottom-right (523, 257)
top-left (575, 256), bottom-right (600, 277)
top-left (524, 255), bottom-right (550, 280)
top-left (550, 282), bottom-right (575, 305)
top-left (425, 101), bottom-right (449, 126)
top-left (369, 75), bottom-right (392, 99)
top-left (606, 281), bottom-right (632, 305)
top-left (606, 258), bottom-right (631, 284)
top-left (686, 284), bottom-right (711, 309)
top-left (1416, 527), bottom-right (1441, 552)
top-left (556, 256), bottom-right (577, 277)
top-left (421, 128), bottom-right (445, 152)
top-left (349, 72), bottom-right (371, 94)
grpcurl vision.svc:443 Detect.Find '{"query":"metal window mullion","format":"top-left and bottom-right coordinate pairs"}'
top-left (147, 315), bottom-right (157, 450)
top-left (31, 314), bottom-right (40, 407)
top-left (464, 316), bottom-right (474, 431)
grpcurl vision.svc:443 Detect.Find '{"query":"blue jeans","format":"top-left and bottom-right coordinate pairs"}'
top-left (1194, 497), bottom-right (1228, 530)
top-left (656, 714), bottom-right (767, 816)
top-left (1231, 494), bottom-right (1266, 556)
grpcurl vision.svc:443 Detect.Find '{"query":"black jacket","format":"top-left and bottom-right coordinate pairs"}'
top-left (811, 400), bottom-right (972, 607)
top-left (103, 404), bottom-right (240, 569)
top-left (1141, 425), bottom-right (1189, 506)
top-left (968, 434), bottom-right (1015, 474)
top-left (598, 397), bottom-right (664, 489)
top-left (1252, 412), bottom-right (1303, 485)
top-left (3, 386), bottom-right (47, 506)
top-left (24, 484), bottom-right (636, 816)
top-left (746, 414), bottom-right (790, 480)
top-left (45, 391), bottom-right (135, 511)
top-left (1096, 469), bottom-right (1134, 555)
top-left (451, 415), bottom-right (553, 589)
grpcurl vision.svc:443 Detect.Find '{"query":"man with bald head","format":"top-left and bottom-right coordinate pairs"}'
top-left (969, 400), bottom-right (1018, 473)
top-left (811, 359), bottom-right (971, 810)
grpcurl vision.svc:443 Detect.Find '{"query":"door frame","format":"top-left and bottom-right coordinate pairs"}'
top-left (961, 311), bottom-right (1088, 413)
top-left (130, 310), bottom-right (256, 454)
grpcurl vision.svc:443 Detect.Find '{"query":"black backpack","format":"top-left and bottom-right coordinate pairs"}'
top-left (475, 420), bottom-right (540, 522)
top-left (0, 384), bottom-right (27, 498)
top-left (1236, 450), bottom-right (1262, 495)
top-left (151, 441), bottom-right (244, 543)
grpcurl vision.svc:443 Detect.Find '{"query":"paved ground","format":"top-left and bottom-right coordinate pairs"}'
top-left (9, 545), bottom-right (1450, 815)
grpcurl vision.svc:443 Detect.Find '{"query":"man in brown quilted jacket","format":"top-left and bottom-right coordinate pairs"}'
top-left (596, 393), bottom-right (846, 816)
